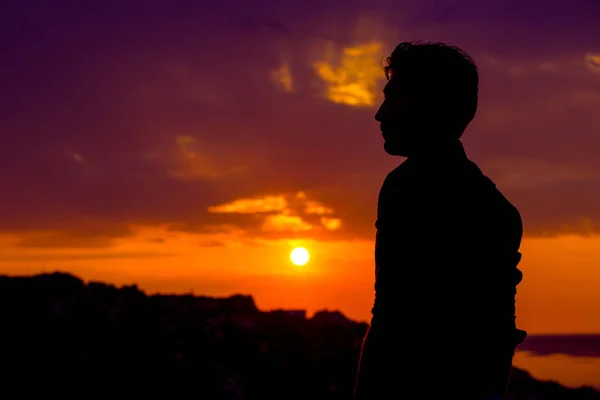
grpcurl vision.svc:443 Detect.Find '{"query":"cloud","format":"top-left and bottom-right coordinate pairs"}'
top-left (206, 192), bottom-right (343, 239)
top-left (0, 251), bottom-right (173, 262)
top-left (321, 217), bottom-right (343, 231)
top-left (483, 157), bottom-right (599, 189)
top-left (519, 335), bottom-right (600, 358)
top-left (208, 195), bottom-right (288, 214)
top-left (262, 214), bottom-right (313, 232)
top-left (72, 153), bottom-right (84, 163)
top-left (304, 199), bottom-right (334, 215)
top-left (1, 0), bottom-right (600, 247)
top-left (167, 136), bottom-right (248, 180)
top-left (313, 41), bottom-right (386, 106)
top-left (271, 57), bottom-right (294, 93)
top-left (585, 54), bottom-right (600, 72)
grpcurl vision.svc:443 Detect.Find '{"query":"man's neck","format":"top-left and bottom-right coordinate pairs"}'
top-left (406, 138), bottom-right (466, 162)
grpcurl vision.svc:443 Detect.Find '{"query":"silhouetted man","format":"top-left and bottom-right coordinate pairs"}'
top-left (354, 42), bottom-right (527, 400)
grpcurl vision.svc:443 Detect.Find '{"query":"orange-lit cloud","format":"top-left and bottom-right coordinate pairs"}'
top-left (262, 214), bottom-right (312, 232)
top-left (168, 136), bottom-right (247, 180)
top-left (313, 41), bottom-right (386, 106)
top-left (208, 195), bottom-right (288, 214)
top-left (585, 53), bottom-right (600, 73)
top-left (271, 57), bottom-right (294, 92)
top-left (72, 152), bottom-right (84, 163)
top-left (207, 192), bottom-right (343, 238)
top-left (305, 200), bottom-right (334, 215)
top-left (321, 217), bottom-right (342, 231)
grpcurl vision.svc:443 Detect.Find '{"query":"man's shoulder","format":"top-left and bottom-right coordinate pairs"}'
top-left (466, 162), bottom-right (523, 222)
top-left (381, 160), bottom-right (414, 187)
top-left (381, 158), bottom-right (482, 191)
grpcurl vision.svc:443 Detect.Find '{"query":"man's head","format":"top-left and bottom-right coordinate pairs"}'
top-left (375, 41), bottom-right (479, 156)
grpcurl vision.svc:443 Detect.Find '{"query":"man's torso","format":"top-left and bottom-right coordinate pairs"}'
top-left (368, 140), bottom-right (525, 388)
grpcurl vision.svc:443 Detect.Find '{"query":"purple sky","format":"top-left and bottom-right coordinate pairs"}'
top-left (2, 0), bottom-right (600, 248)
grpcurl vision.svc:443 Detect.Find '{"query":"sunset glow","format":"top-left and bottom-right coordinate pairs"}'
top-left (2, 0), bottom-right (600, 370)
top-left (0, 2), bottom-right (598, 334)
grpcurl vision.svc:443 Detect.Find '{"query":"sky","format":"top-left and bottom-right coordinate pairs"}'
top-left (1, 0), bottom-right (600, 333)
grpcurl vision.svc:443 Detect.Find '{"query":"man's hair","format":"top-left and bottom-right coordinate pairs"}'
top-left (384, 41), bottom-right (479, 137)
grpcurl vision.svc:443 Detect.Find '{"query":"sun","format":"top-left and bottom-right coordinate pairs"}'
top-left (290, 247), bottom-right (310, 266)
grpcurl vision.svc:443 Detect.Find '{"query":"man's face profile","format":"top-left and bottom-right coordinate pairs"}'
top-left (375, 78), bottom-right (423, 157)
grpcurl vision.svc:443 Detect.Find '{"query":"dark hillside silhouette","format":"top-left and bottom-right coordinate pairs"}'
top-left (0, 272), bottom-right (598, 399)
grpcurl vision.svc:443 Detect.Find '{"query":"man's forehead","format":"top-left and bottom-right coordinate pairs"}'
top-left (383, 78), bottom-right (404, 95)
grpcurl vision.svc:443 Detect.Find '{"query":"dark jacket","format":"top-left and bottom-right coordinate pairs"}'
top-left (355, 139), bottom-right (526, 399)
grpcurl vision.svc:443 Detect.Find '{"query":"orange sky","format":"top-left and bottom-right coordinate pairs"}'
top-left (2, 0), bottom-right (600, 335)
top-left (2, 227), bottom-right (600, 333)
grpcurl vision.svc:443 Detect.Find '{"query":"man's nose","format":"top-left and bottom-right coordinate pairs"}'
top-left (374, 105), bottom-right (383, 122)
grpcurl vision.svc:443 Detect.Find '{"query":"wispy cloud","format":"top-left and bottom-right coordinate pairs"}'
top-left (208, 192), bottom-right (343, 238)
top-left (313, 42), bottom-right (386, 106)
top-left (208, 195), bottom-right (288, 214)
top-left (168, 136), bottom-right (247, 180)
top-left (271, 56), bottom-right (294, 92)
top-left (585, 53), bottom-right (600, 73)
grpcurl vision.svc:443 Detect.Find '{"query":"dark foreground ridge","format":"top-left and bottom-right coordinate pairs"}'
top-left (1, 272), bottom-right (598, 399)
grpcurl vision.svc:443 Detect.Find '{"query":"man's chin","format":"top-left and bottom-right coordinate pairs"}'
top-left (383, 141), bottom-right (408, 157)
